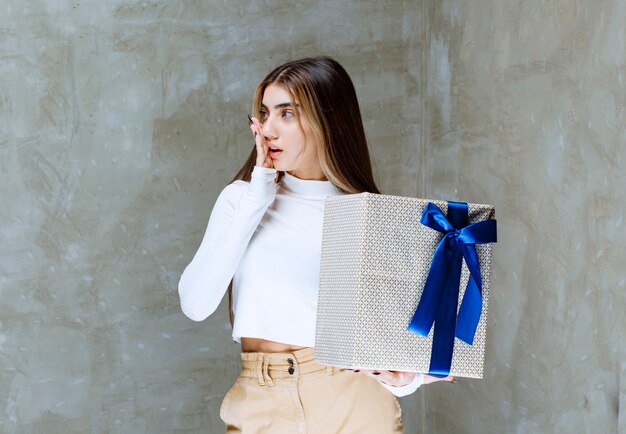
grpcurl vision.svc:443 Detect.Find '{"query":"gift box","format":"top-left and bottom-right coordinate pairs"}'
top-left (314, 193), bottom-right (497, 378)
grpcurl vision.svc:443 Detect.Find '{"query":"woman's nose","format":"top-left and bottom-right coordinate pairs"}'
top-left (261, 115), bottom-right (277, 138)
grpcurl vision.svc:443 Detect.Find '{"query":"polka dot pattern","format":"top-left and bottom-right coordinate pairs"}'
top-left (314, 193), bottom-right (495, 379)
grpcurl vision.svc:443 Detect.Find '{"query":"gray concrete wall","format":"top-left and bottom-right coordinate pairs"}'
top-left (0, 1), bottom-right (424, 433)
top-left (2, 0), bottom-right (624, 433)
top-left (419, 1), bottom-right (626, 433)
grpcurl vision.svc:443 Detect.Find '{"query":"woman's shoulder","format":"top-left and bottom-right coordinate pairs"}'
top-left (229, 179), bottom-right (249, 188)
top-left (213, 179), bottom-right (248, 207)
top-left (223, 179), bottom-right (248, 193)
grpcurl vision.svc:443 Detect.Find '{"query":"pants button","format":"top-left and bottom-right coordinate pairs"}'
top-left (287, 358), bottom-right (294, 365)
top-left (288, 367), bottom-right (295, 375)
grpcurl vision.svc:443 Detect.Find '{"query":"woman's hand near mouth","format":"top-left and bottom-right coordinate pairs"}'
top-left (249, 115), bottom-right (274, 170)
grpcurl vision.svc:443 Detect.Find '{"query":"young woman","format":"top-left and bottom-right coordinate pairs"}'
top-left (178, 56), bottom-right (452, 433)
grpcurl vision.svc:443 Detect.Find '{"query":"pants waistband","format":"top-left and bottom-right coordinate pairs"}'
top-left (240, 347), bottom-right (343, 386)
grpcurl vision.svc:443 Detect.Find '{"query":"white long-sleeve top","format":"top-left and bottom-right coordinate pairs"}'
top-left (178, 165), bottom-right (422, 397)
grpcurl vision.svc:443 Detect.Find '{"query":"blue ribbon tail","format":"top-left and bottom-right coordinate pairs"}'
top-left (455, 275), bottom-right (482, 345)
top-left (455, 220), bottom-right (498, 344)
top-left (407, 235), bottom-right (451, 336)
top-left (428, 236), bottom-right (463, 377)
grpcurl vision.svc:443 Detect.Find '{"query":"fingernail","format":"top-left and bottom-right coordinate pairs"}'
top-left (247, 114), bottom-right (253, 125)
top-left (354, 370), bottom-right (360, 373)
top-left (373, 372), bottom-right (381, 375)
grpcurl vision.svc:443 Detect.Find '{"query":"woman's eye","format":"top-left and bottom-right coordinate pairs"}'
top-left (282, 111), bottom-right (294, 119)
top-left (259, 112), bottom-right (268, 121)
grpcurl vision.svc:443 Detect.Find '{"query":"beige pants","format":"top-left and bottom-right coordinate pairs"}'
top-left (219, 347), bottom-right (404, 434)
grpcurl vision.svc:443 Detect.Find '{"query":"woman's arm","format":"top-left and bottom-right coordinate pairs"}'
top-left (178, 165), bottom-right (278, 321)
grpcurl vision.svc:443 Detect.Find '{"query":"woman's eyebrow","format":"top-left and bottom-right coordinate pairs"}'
top-left (261, 102), bottom-right (300, 109)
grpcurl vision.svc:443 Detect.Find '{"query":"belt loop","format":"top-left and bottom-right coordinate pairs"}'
top-left (262, 355), bottom-right (274, 386)
top-left (256, 354), bottom-right (266, 386)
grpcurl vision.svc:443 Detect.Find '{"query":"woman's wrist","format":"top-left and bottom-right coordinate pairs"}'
top-left (379, 373), bottom-right (423, 397)
top-left (249, 165), bottom-right (278, 199)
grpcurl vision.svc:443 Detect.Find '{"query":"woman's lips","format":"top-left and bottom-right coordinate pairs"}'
top-left (268, 142), bottom-right (282, 158)
top-left (269, 149), bottom-right (283, 158)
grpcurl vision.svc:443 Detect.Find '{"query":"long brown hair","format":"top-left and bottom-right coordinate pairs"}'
top-left (225, 55), bottom-right (381, 328)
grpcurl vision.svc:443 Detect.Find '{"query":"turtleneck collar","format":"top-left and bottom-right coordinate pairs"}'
top-left (280, 171), bottom-right (341, 197)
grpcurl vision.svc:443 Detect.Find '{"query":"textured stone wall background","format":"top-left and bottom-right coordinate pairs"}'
top-left (2, 0), bottom-right (624, 433)
top-left (0, 1), bottom-right (424, 433)
top-left (421, 1), bottom-right (625, 433)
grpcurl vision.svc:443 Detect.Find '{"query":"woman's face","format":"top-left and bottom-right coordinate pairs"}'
top-left (259, 84), bottom-right (325, 180)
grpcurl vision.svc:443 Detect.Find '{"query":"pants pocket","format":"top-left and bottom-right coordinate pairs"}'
top-left (219, 378), bottom-right (240, 423)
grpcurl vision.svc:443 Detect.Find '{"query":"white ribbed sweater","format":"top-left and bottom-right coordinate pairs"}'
top-left (178, 165), bottom-right (423, 397)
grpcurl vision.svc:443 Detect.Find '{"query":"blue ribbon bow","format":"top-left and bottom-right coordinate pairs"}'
top-left (407, 201), bottom-right (497, 377)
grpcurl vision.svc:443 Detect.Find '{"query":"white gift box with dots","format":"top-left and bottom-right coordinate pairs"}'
top-left (314, 192), bottom-right (495, 379)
